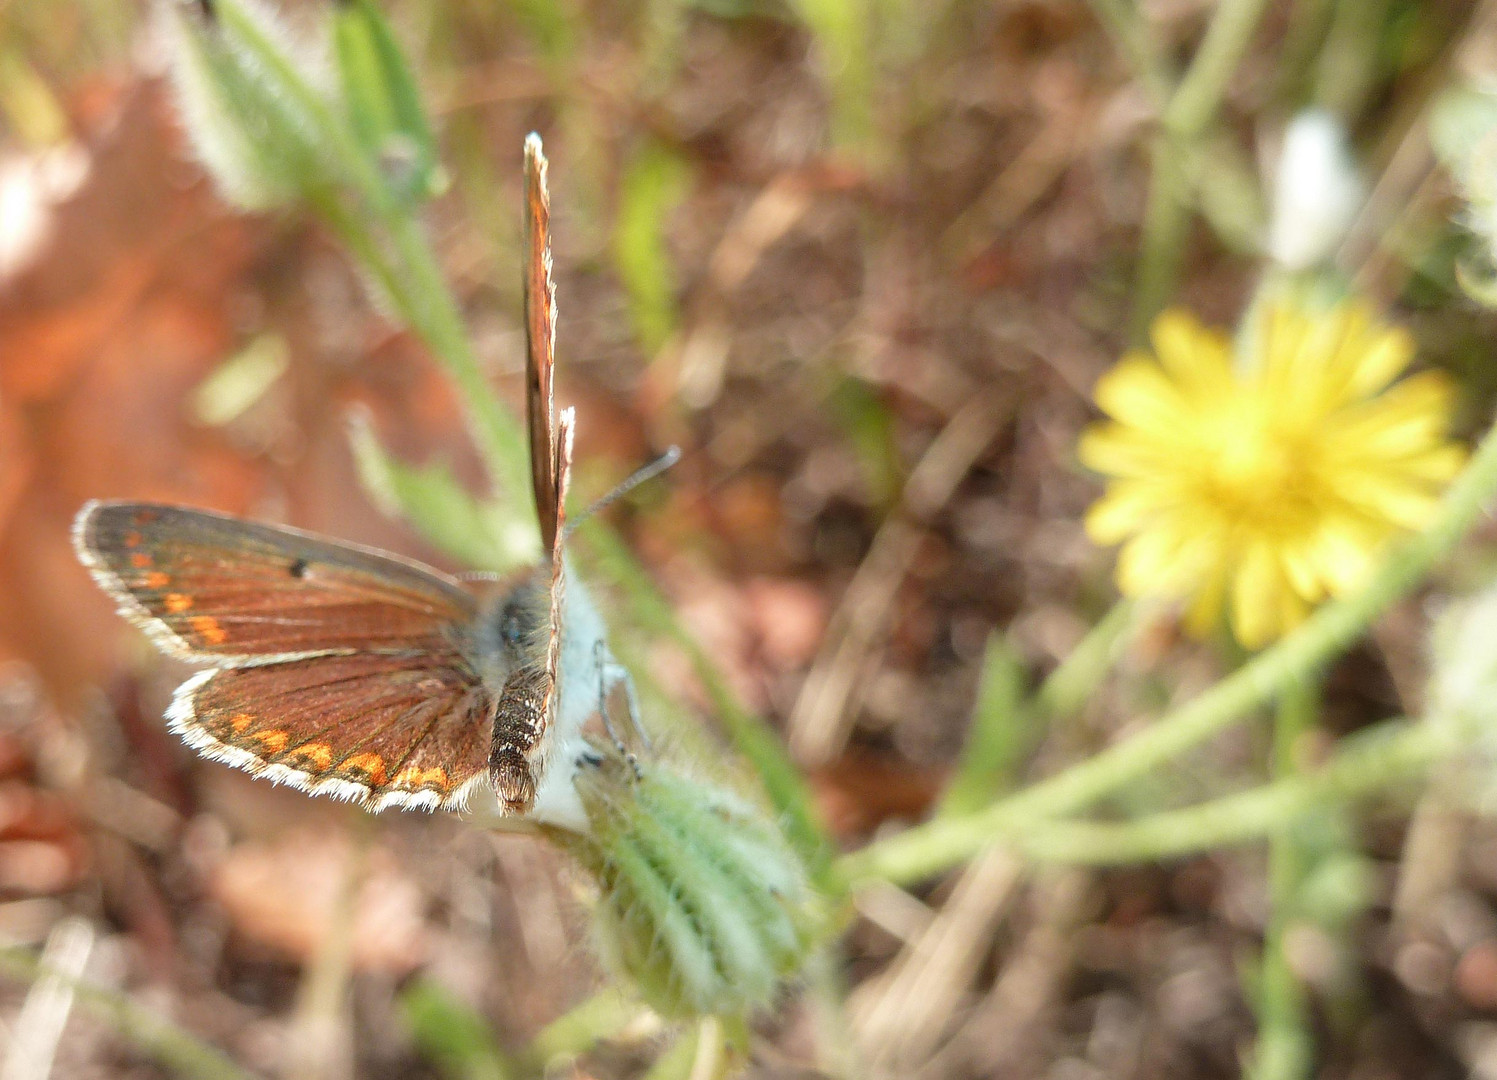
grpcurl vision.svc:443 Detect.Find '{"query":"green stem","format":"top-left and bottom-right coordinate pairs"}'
top-left (1012, 718), bottom-right (1450, 865)
top-left (1313, 0), bottom-right (1395, 120)
top-left (1033, 598), bottom-right (1142, 719)
top-left (939, 600), bottom-right (1142, 818)
top-left (1163, 0), bottom-right (1274, 137)
top-left (523, 989), bottom-right (646, 1070)
top-left (838, 410), bottom-right (1497, 887)
top-left (0, 949), bottom-right (253, 1080)
top-left (1116, 0), bottom-right (1271, 335)
top-left (1275, 0), bottom-right (1338, 103)
top-left (1248, 679), bottom-right (1318, 1080)
top-left (1083, 0), bottom-right (1175, 106)
top-left (1129, 135), bottom-right (1191, 342)
top-left (214, 0), bottom-right (530, 506)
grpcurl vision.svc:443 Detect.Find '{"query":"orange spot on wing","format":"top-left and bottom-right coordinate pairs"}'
top-left (123, 530), bottom-right (143, 547)
top-left (252, 729), bottom-right (289, 753)
top-left (143, 571), bottom-right (170, 588)
top-left (130, 552), bottom-right (153, 568)
top-left (286, 742), bottom-right (334, 771)
top-left (338, 753), bottom-right (388, 786)
top-left (392, 764), bottom-right (451, 791)
top-left (163, 593), bottom-right (192, 613)
top-left (132, 509), bottom-right (159, 525)
top-left (189, 615), bottom-right (227, 645)
top-left (230, 713), bottom-right (253, 733)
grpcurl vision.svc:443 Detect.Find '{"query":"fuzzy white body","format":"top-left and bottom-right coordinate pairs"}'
top-left (473, 567), bottom-right (615, 833)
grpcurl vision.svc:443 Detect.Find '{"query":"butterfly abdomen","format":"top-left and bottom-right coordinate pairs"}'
top-left (489, 664), bottom-right (552, 813)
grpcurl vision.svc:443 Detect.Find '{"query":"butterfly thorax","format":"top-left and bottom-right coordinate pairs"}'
top-left (464, 569), bottom-right (551, 692)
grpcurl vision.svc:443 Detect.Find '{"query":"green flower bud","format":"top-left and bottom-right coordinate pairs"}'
top-left (162, 0), bottom-right (330, 210)
top-left (554, 751), bottom-right (821, 1019)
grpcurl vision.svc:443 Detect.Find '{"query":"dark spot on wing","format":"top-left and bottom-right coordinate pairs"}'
top-left (288, 558), bottom-right (309, 579)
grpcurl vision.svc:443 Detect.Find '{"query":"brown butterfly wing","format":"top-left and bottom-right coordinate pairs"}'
top-left (73, 501), bottom-right (478, 663)
top-left (523, 133), bottom-right (558, 552)
top-left (172, 652), bottom-right (492, 810)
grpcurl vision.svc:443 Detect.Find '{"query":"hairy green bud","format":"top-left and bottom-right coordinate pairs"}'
top-left (556, 752), bottom-right (820, 1019)
top-left (162, 0), bottom-right (332, 210)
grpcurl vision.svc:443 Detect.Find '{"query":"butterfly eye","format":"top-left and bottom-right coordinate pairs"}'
top-left (501, 605), bottom-right (525, 649)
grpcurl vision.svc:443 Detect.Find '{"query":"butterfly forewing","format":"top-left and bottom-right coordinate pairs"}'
top-left (74, 501), bottom-right (478, 663)
top-left (523, 133), bottom-right (559, 552)
top-left (174, 651), bottom-right (491, 810)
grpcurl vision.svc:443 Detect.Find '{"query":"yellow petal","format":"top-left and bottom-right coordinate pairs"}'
top-left (1085, 481), bottom-right (1165, 545)
top-left (1092, 355), bottom-right (1192, 430)
top-left (1323, 375), bottom-right (1452, 455)
top-left (1343, 325), bottom-right (1416, 399)
top-left (1306, 518), bottom-right (1378, 595)
top-left (1332, 473), bottom-right (1441, 531)
top-left (1278, 540), bottom-right (1326, 603)
top-left (1261, 302), bottom-right (1311, 389)
top-left (1116, 524), bottom-right (1198, 598)
top-left (1077, 425), bottom-right (1183, 478)
top-left (1231, 541), bottom-right (1284, 649)
top-left (1392, 443), bottom-right (1467, 482)
top-left (1272, 571), bottom-right (1311, 636)
top-left (1184, 563), bottom-right (1228, 638)
top-left (1151, 310), bottom-right (1233, 397)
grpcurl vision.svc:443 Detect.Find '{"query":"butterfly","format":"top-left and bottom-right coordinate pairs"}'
top-left (72, 135), bottom-right (638, 830)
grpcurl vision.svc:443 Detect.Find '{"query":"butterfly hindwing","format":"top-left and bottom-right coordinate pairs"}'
top-left (171, 650), bottom-right (492, 811)
top-left (74, 501), bottom-right (478, 663)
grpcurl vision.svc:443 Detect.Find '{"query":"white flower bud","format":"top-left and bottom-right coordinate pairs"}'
top-left (1266, 110), bottom-right (1364, 272)
top-left (1428, 584), bottom-right (1497, 730)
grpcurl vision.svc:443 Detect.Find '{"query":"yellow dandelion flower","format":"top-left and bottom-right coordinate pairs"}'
top-left (1080, 299), bottom-right (1466, 648)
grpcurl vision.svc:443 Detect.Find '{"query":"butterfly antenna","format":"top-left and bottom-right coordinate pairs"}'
top-left (565, 445), bottom-right (682, 536)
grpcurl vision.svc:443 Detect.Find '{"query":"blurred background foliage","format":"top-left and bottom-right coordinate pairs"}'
top-left (5, 0), bottom-right (1497, 1077)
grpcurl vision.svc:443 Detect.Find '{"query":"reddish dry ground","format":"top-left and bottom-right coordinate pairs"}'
top-left (2, 3), bottom-right (1497, 1077)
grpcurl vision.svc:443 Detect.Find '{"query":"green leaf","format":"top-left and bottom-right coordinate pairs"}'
top-left (786, 0), bottom-right (873, 150)
top-left (506, 0), bottom-right (579, 71)
top-left (191, 333), bottom-right (289, 427)
top-left (334, 0), bottom-right (447, 203)
top-left (938, 634), bottom-right (1031, 817)
top-left (400, 980), bottom-right (513, 1080)
top-left (613, 142), bottom-right (691, 355)
top-left (828, 376), bottom-right (901, 510)
top-left (348, 411), bottom-right (539, 572)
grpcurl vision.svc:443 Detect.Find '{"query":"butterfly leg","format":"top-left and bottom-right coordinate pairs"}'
top-left (594, 642), bottom-right (647, 776)
top-left (609, 663), bottom-right (652, 755)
